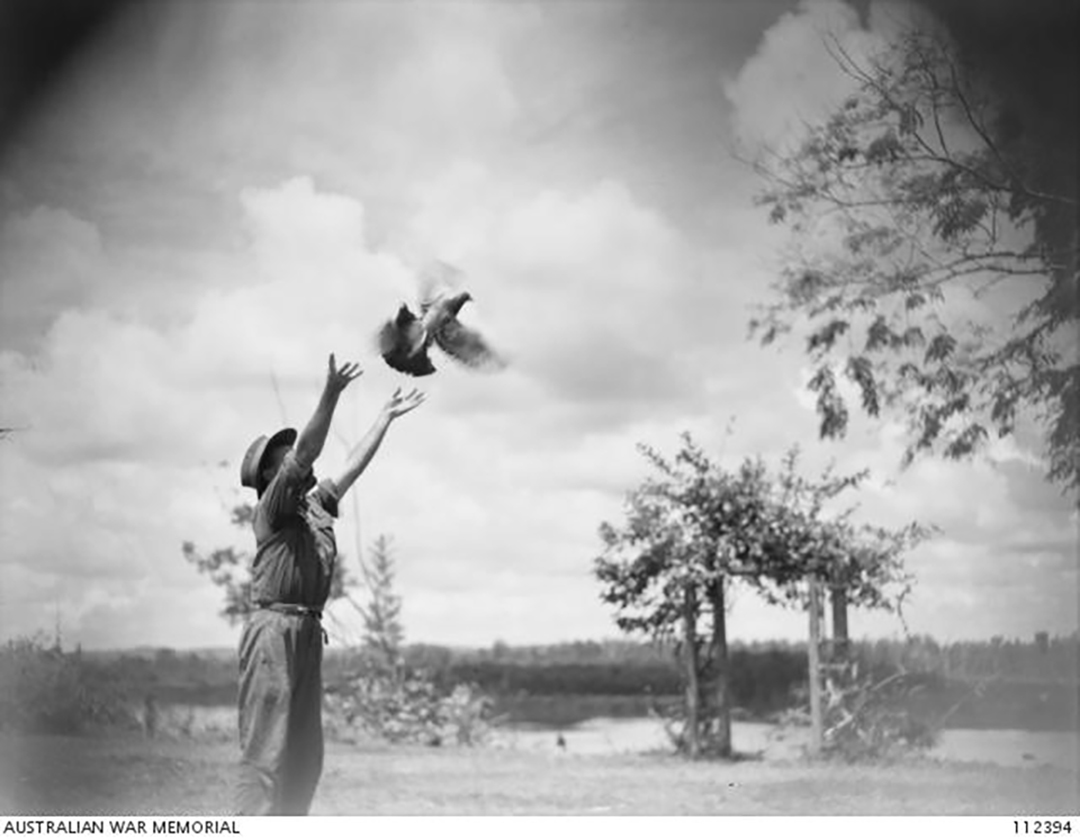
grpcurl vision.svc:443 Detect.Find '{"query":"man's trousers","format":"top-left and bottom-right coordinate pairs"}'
top-left (236, 609), bottom-right (325, 816)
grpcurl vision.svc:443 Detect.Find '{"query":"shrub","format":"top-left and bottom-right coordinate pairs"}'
top-left (821, 661), bottom-right (942, 762)
top-left (324, 666), bottom-right (496, 747)
top-left (0, 635), bottom-right (137, 735)
top-left (647, 694), bottom-right (736, 758)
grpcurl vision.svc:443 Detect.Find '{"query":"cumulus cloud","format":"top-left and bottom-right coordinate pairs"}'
top-left (404, 169), bottom-right (762, 438)
top-left (0, 161), bottom-right (769, 647)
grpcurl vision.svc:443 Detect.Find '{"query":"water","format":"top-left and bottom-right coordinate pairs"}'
top-left (498, 717), bottom-right (1080, 771)
top-left (154, 704), bottom-right (1078, 771)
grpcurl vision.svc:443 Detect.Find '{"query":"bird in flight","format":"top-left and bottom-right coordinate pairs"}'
top-left (377, 261), bottom-right (507, 377)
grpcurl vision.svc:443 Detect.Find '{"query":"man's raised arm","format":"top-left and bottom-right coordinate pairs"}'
top-left (332, 387), bottom-right (425, 498)
top-left (295, 354), bottom-right (363, 470)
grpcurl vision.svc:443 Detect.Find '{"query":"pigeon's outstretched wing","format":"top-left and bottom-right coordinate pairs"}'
top-left (434, 318), bottom-right (506, 371)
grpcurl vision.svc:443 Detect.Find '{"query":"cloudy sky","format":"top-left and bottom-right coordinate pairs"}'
top-left (0, 0), bottom-right (1075, 652)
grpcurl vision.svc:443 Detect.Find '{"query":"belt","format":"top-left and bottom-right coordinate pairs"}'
top-left (255, 602), bottom-right (328, 643)
top-left (256, 601), bottom-right (323, 619)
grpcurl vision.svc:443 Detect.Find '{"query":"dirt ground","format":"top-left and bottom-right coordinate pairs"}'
top-left (1, 733), bottom-right (1077, 816)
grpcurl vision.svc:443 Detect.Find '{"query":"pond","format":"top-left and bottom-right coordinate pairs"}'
top-left (497, 717), bottom-right (1080, 771)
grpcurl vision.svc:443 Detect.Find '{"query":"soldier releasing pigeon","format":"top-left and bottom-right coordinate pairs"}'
top-left (377, 261), bottom-right (507, 377)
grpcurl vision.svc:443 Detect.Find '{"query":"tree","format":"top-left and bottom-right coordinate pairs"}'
top-left (182, 501), bottom-right (352, 626)
top-left (596, 436), bottom-right (788, 757)
top-left (749, 25), bottom-right (1078, 496)
top-left (357, 534), bottom-right (405, 676)
top-left (595, 434), bottom-right (927, 759)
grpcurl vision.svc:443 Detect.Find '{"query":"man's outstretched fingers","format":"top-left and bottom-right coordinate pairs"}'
top-left (384, 386), bottom-right (425, 419)
top-left (324, 356), bottom-right (363, 395)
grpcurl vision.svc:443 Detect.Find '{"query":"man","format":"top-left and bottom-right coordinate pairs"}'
top-left (236, 353), bottom-right (424, 815)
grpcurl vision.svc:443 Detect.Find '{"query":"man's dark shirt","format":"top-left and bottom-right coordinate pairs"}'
top-left (250, 450), bottom-right (339, 609)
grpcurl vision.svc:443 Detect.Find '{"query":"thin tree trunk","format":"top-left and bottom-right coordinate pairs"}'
top-left (709, 576), bottom-right (732, 758)
top-left (807, 576), bottom-right (824, 756)
top-left (682, 585), bottom-right (701, 759)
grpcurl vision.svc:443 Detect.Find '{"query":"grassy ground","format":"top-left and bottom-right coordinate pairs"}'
top-left (1, 733), bottom-right (1077, 816)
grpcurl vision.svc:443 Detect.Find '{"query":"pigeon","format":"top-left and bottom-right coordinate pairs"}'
top-left (376, 261), bottom-right (507, 377)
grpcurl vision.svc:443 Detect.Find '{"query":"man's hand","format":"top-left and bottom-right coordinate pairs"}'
top-left (382, 387), bottom-right (425, 421)
top-left (325, 353), bottom-right (363, 396)
top-left (332, 386), bottom-right (426, 498)
top-left (296, 354), bottom-right (361, 469)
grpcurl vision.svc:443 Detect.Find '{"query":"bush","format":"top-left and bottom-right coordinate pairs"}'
top-left (821, 661), bottom-right (943, 762)
top-left (645, 695), bottom-right (737, 759)
top-left (324, 666), bottom-right (496, 747)
top-left (0, 635), bottom-right (138, 735)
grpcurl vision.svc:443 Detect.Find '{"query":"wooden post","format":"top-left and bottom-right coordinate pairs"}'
top-left (807, 576), bottom-right (823, 756)
top-left (683, 585), bottom-right (701, 759)
top-left (710, 576), bottom-right (732, 758)
top-left (830, 585), bottom-right (849, 661)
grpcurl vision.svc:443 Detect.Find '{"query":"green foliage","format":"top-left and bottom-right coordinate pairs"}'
top-left (0, 635), bottom-right (138, 735)
top-left (751, 28), bottom-right (1079, 496)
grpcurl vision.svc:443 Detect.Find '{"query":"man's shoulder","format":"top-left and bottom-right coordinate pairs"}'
top-left (306, 479), bottom-right (341, 520)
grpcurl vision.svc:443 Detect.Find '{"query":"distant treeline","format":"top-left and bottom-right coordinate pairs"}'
top-left (411, 649), bottom-right (803, 715)
top-left (5, 632), bottom-right (1077, 734)
top-left (395, 636), bottom-right (1079, 730)
top-left (88, 635), bottom-right (1078, 727)
top-left (395, 634), bottom-right (1078, 686)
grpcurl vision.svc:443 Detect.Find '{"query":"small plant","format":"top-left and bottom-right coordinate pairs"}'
top-left (322, 534), bottom-right (497, 748)
top-left (440, 682), bottom-right (498, 746)
top-left (647, 694), bottom-right (733, 758)
top-left (324, 667), bottom-right (496, 747)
